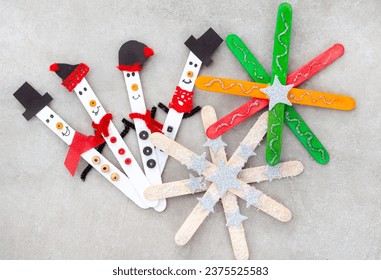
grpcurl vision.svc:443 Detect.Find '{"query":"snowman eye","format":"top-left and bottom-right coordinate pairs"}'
top-left (189, 61), bottom-right (193, 65)
top-left (46, 119), bottom-right (50, 123)
top-left (50, 114), bottom-right (54, 118)
top-left (194, 63), bottom-right (198, 68)
top-left (126, 73), bottom-right (130, 78)
top-left (84, 87), bottom-right (87, 91)
top-left (132, 72), bottom-right (135, 77)
top-left (78, 91), bottom-right (83, 95)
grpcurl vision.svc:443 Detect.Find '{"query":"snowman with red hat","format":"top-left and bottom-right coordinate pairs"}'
top-left (49, 60), bottom-right (164, 211)
top-left (117, 40), bottom-right (165, 208)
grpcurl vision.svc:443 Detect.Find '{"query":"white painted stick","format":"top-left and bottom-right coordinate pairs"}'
top-left (157, 52), bottom-right (203, 174)
top-left (122, 71), bottom-right (166, 212)
top-left (72, 78), bottom-right (158, 208)
top-left (35, 106), bottom-right (148, 209)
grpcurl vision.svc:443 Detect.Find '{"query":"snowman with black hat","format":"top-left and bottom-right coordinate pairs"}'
top-left (156, 27), bottom-right (223, 173)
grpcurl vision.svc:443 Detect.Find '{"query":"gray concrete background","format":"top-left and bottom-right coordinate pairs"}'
top-left (0, 0), bottom-right (380, 259)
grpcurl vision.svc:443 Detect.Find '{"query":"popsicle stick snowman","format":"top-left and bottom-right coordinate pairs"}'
top-left (117, 40), bottom-right (166, 210)
top-left (49, 63), bottom-right (162, 211)
top-left (13, 82), bottom-right (148, 209)
top-left (156, 28), bottom-right (223, 173)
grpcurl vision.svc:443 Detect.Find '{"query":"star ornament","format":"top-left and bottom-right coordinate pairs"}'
top-left (260, 75), bottom-right (293, 110)
top-left (226, 208), bottom-right (248, 227)
top-left (203, 137), bottom-right (227, 153)
top-left (205, 159), bottom-right (242, 197)
top-left (262, 163), bottom-right (282, 183)
top-left (187, 174), bottom-right (206, 194)
top-left (188, 152), bottom-right (210, 175)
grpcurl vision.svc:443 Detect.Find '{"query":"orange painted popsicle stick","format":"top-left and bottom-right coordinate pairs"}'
top-left (195, 76), bottom-right (356, 111)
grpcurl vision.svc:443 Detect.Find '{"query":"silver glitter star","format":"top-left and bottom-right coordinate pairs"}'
top-left (187, 152), bottom-right (210, 175)
top-left (187, 174), bottom-right (206, 194)
top-left (238, 143), bottom-right (257, 163)
top-left (205, 159), bottom-right (242, 197)
top-left (203, 137), bottom-right (227, 154)
top-left (197, 193), bottom-right (217, 213)
top-left (225, 208), bottom-right (248, 227)
top-left (260, 75), bottom-right (293, 110)
top-left (245, 188), bottom-right (261, 208)
top-left (262, 164), bottom-right (282, 183)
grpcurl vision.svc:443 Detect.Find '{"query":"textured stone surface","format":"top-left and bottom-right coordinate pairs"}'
top-left (0, 0), bottom-right (380, 259)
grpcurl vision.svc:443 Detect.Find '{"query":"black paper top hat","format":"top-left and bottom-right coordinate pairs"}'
top-left (184, 28), bottom-right (223, 67)
top-left (118, 40), bottom-right (154, 72)
top-left (14, 82), bottom-right (53, 121)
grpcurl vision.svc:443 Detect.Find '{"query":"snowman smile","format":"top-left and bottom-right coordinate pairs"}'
top-left (62, 126), bottom-right (70, 137)
top-left (92, 106), bottom-right (101, 116)
top-left (182, 79), bottom-right (192, 84)
top-left (132, 94), bottom-right (141, 100)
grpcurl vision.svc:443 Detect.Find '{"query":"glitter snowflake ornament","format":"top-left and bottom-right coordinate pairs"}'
top-left (195, 2), bottom-right (356, 167)
top-left (144, 106), bottom-right (304, 259)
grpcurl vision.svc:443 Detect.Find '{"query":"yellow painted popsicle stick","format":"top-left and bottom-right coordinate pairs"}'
top-left (196, 76), bottom-right (356, 111)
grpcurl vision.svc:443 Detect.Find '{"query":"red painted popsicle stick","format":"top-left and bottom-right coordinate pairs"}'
top-left (206, 98), bottom-right (269, 139)
top-left (287, 44), bottom-right (344, 87)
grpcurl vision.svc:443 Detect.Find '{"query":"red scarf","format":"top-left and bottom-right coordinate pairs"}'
top-left (169, 86), bottom-right (194, 113)
top-left (129, 109), bottom-right (163, 133)
top-left (64, 132), bottom-right (105, 176)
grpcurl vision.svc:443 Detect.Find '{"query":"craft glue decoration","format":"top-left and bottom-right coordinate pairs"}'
top-left (50, 62), bottom-right (163, 211)
top-left (118, 40), bottom-right (166, 211)
top-left (13, 82), bottom-right (149, 209)
top-left (195, 3), bottom-right (356, 166)
top-left (144, 106), bottom-right (304, 259)
top-left (156, 28), bottom-right (223, 174)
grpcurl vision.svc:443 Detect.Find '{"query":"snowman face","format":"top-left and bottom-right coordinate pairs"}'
top-left (124, 71), bottom-right (142, 101)
top-left (178, 52), bottom-right (202, 91)
top-left (74, 79), bottom-right (106, 122)
top-left (37, 107), bottom-right (74, 144)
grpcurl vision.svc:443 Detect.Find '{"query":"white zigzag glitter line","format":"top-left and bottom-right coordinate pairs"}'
top-left (291, 50), bottom-right (334, 83)
top-left (215, 99), bottom-right (261, 132)
top-left (268, 109), bottom-right (281, 164)
top-left (275, 12), bottom-right (289, 73)
top-left (288, 92), bottom-right (336, 105)
top-left (285, 111), bottom-right (326, 161)
top-left (204, 78), bottom-right (259, 95)
top-left (232, 40), bottom-right (265, 81)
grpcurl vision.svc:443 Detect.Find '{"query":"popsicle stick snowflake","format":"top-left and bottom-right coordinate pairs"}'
top-left (195, 3), bottom-right (356, 167)
top-left (145, 106), bottom-right (304, 259)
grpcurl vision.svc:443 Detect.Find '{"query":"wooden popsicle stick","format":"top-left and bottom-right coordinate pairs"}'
top-left (144, 160), bottom-right (304, 200)
top-left (202, 105), bottom-right (249, 260)
top-left (151, 112), bottom-right (291, 222)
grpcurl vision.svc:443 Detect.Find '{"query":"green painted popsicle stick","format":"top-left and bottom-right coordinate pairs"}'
top-left (272, 2), bottom-right (292, 84)
top-left (266, 2), bottom-right (293, 166)
top-left (228, 32), bottom-right (330, 164)
top-left (284, 106), bottom-right (329, 164)
top-left (226, 34), bottom-right (270, 83)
